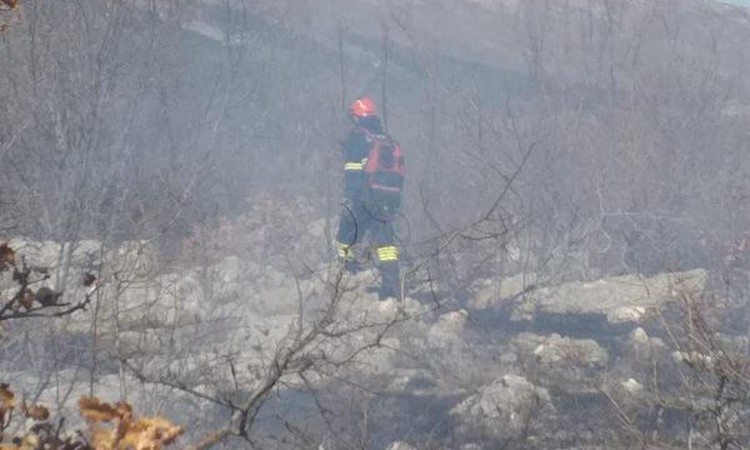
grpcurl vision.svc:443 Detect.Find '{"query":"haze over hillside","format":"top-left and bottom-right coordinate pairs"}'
top-left (177, 0), bottom-right (750, 274)
top-left (723, 0), bottom-right (750, 6)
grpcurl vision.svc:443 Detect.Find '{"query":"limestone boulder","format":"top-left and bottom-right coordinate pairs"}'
top-left (511, 269), bottom-right (707, 324)
top-left (451, 374), bottom-right (555, 435)
top-left (386, 443), bottom-right (418, 450)
top-left (511, 332), bottom-right (609, 368)
top-left (623, 327), bottom-right (668, 366)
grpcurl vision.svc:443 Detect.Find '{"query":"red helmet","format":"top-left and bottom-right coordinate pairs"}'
top-left (349, 96), bottom-right (377, 118)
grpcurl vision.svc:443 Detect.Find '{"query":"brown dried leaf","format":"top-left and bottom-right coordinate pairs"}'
top-left (0, 243), bottom-right (15, 272)
top-left (0, 383), bottom-right (14, 410)
top-left (118, 417), bottom-right (183, 449)
top-left (18, 290), bottom-right (33, 311)
top-left (1, 0), bottom-right (18, 10)
top-left (78, 396), bottom-right (122, 423)
top-left (21, 399), bottom-right (49, 421)
top-left (0, 384), bottom-right (14, 426)
top-left (79, 397), bottom-right (182, 449)
top-left (115, 401), bottom-right (132, 419)
top-left (89, 425), bottom-right (116, 449)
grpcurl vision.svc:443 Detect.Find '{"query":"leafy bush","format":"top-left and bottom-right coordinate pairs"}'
top-left (0, 384), bottom-right (182, 449)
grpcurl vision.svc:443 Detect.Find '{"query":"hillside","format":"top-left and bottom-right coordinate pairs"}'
top-left (2, 0), bottom-right (750, 448)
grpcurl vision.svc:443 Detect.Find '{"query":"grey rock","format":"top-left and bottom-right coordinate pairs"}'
top-left (511, 269), bottom-right (707, 324)
top-left (386, 442), bottom-right (418, 450)
top-left (451, 374), bottom-right (555, 434)
top-left (512, 332), bottom-right (609, 367)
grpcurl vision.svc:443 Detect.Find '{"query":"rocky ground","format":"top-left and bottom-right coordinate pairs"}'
top-left (0, 192), bottom-right (748, 448)
top-left (4, 227), bottom-right (747, 449)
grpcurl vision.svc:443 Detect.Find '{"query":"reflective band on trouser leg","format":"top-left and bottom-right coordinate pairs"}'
top-left (337, 242), bottom-right (351, 259)
top-left (377, 245), bottom-right (399, 262)
top-left (344, 162), bottom-right (363, 170)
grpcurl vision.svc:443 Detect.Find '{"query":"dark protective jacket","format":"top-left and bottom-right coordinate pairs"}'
top-left (341, 116), bottom-right (384, 201)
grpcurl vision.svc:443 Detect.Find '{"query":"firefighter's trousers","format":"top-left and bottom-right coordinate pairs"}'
top-left (336, 199), bottom-right (400, 300)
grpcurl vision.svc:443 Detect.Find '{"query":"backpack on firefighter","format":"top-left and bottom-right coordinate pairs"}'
top-left (360, 128), bottom-right (405, 199)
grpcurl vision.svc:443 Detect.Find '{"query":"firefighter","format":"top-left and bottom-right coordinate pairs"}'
top-left (335, 96), bottom-right (404, 300)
